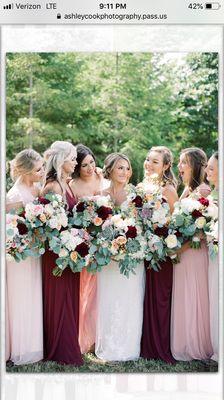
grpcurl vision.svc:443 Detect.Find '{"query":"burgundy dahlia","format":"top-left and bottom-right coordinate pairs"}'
top-left (126, 226), bottom-right (137, 239)
top-left (192, 209), bottom-right (203, 218)
top-left (154, 226), bottom-right (169, 237)
top-left (17, 222), bottom-right (28, 235)
top-left (76, 242), bottom-right (89, 257)
top-left (97, 206), bottom-right (112, 220)
top-left (198, 197), bottom-right (209, 207)
top-left (132, 195), bottom-right (143, 208)
top-left (38, 196), bottom-right (50, 205)
top-left (76, 202), bottom-right (86, 212)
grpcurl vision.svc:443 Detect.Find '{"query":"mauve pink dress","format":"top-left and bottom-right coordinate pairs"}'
top-left (171, 184), bottom-right (213, 361)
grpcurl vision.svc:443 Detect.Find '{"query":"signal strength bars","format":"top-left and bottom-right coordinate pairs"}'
top-left (3, 3), bottom-right (13, 9)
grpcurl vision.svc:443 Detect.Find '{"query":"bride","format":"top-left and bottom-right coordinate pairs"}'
top-left (95, 153), bottom-right (146, 361)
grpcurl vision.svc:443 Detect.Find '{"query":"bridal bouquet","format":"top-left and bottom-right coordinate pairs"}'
top-left (71, 195), bottom-right (113, 233)
top-left (24, 193), bottom-right (68, 249)
top-left (169, 195), bottom-right (218, 249)
top-left (96, 213), bottom-right (147, 277)
top-left (6, 212), bottom-right (43, 262)
top-left (48, 227), bottom-right (92, 276)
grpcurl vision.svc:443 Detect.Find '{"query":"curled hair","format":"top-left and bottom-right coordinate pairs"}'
top-left (10, 149), bottom-right (42, 182)
top-left (146, 146), bottom-right (177, 188)
top-left (43, 141), bottom-right (77, 188)
top-left (72, 144), bottom-right (96, 179)
top-left (181, 147), bottom-right (208, 191)
top-left (103, 153), bottom-right (132, 180)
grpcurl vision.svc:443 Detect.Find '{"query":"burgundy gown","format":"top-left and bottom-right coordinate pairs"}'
top-left (141, 258), bottom-right (175, 364)
top-left (42, 190), bottom-right (83, 365)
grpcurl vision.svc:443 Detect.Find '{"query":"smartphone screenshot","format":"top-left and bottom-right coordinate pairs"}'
top-left (1, 1), bottom-right (223, 399)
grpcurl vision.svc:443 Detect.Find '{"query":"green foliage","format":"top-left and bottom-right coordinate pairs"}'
top-left (6, 52), bottom-right (218, 185)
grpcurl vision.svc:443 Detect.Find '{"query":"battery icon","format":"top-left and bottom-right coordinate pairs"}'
top-left (205, 2), bottom-right (221, 9)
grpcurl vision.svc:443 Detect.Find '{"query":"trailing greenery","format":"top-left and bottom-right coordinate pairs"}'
top-left (6, 52), bottom-right (218, 186)
top-left (6, 353), bottom-right (218, 373)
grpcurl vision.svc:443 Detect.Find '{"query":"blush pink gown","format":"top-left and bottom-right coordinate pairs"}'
top-left (171, 184), bottom-right (213, 361)
top-left (6, 181), bottom-right (43, 365)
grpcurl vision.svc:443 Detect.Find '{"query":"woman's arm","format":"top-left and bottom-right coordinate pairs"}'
top-left (6, 201), bottom-right (23, 213)
top-left (162, 184), bottom-right (179, 214)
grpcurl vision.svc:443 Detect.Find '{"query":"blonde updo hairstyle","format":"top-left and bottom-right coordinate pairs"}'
top-left (103, 153), bottom-right (132, 181)
top-left (10, 149), bottom-right (42, 182)
top-left (43, 141), bottom-right (77, 187)
top-left (145, 146), bottom-right (177, 188)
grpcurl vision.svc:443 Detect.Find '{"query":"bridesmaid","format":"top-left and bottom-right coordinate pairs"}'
top-left (6, 149), bottom-right (44, 365)
top-left (69, 144), bottom-right (109, 354)
top-left (171, 147), bottom-right (213, 361)
top-left (41, 141), bottom-right (83, 366)
top-left (205, 151), bottom-right (219, 362)
top-left (140, 146), bottom-right (178, 364)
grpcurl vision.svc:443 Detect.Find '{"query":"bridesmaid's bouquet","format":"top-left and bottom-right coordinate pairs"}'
top-left (71, 195), bottom-right (113, 233)
top-left (6, 212), bottom-right (43, 262)
top-left (205, 219), bottom-right (218, 259)
top-left (169, 194), bottom-right (218, 249)
top-left (96, 213), bottom-right (147, 277)
top-left (24, 193), bottom-right (68, 249)
top-left (48, 228), bottom-right (92, 276)
top-left (125, 177), bottom-right (173, 270)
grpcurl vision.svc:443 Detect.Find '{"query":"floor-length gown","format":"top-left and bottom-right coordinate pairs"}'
top-left (6, 181), bottom-right (43, 365)
top-left (171, 242), bottom-right (213, 360)
top-left (171, 185), bottom-right (213, 361)
top-left (79, 268), bottom-right (97, 353)
top-left (209, 254), bottom-right (219, 361)
top-left (42, 190), bottom-right (83, 365)
top-left (141, 259), bottom-right (175, 364)
top-left (79, 177), bottom-right (110, 354)
top-left (95, 260), bottom-right (145, 361)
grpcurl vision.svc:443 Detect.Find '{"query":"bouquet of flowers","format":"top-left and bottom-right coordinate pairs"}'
top-left (205, 219), bottom-right (218, 259)
top-left (124, 177), bottom-right (173, 270)
top-left (169, 194), bottom-right (218, 250)
top-left (6, 212), bottom-right (44, 262)
top-left (48, 227), bottom-right (92, 276)
top-left (24, 192), bottom-right (68, 250)
top-left (96, 213), bottom-right (147, 277)
top-left (71, 195), bottom-right (113, 233)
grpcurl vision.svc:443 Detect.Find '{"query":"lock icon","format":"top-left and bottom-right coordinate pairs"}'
top-left (57, 13), bottom-right (61, 19)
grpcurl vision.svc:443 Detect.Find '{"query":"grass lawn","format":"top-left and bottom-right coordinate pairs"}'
top-left (6, 353), bottom-right (218, 373)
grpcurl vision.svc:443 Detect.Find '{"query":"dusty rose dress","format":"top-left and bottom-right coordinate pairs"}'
top-left (6, 181), bottom-right (43, 365)
top-left (171, 184), bottom-right (213, 361)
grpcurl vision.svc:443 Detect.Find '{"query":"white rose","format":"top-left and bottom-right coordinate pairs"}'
top-left (181, 198), bottom-right (201, 214)
top-left (152, 208), bottom-right (168, 225)
top-left (59, 248), bottom-right (69, 258)
top-left (203, 204), bottom-right (218, 220)
top-left (195, 217), bottom-right (206, 229)
top-left (48, 217), bottom-right (59, 229)
top-left (165, 234), bottom-right (178, 249)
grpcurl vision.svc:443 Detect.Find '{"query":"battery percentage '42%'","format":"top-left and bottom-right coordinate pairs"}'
top-left (188, 3), bottom-right (204, 8)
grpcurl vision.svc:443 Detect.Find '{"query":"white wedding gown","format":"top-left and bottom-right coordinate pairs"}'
top-left (95, 260), bottom-right (145, 361)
